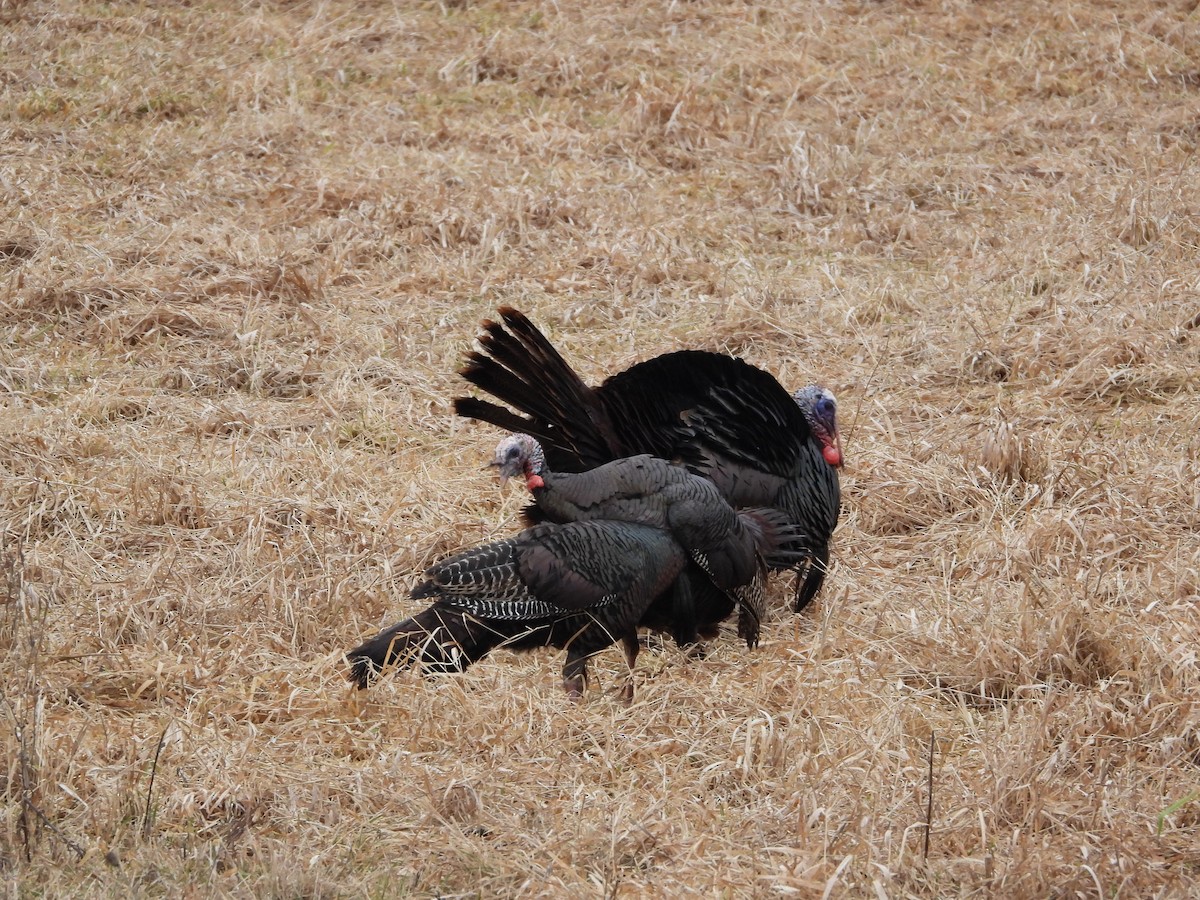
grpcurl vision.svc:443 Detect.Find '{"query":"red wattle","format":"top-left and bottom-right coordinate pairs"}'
top-left (527, 474), bottom-right (545, 490)
top-left (823, 445), bottom-right (843, 468)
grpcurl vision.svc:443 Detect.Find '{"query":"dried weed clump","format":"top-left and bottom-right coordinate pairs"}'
top-left (2, 0), bottom-right (1200, 896)
top-left (980, 417), bottom-right (1047, 485)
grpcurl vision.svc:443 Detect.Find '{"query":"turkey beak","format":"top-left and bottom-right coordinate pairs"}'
top-left (486, 460), bottom-right (510, 488)
top-left (489, 457), bottom-right (525, 488)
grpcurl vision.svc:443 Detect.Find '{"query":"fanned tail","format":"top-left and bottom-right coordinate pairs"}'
top-left (454, 308), bottom-right (620, 469)
top-left (493, 307), bottom-right (597, 418)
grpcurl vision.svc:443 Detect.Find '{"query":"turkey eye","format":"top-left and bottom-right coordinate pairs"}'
top-left (507, 447), bottom-right (521, 460)
top-left (818, 398), bottom-right (834, 415)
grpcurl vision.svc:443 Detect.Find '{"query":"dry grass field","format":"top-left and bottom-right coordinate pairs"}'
top-left (2, 0), bottom-right (1200, 895)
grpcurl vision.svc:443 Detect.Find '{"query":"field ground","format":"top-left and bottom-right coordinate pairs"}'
top-left (3, 0), bottom-right (1200, 896)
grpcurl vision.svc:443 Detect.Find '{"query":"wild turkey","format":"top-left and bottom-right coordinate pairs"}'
top-left (453, 307), bottom-right (842, 614)
top-left (347, 520), bottom-right (689, 700)
top-left (490, 433), bottom-right (807, 647)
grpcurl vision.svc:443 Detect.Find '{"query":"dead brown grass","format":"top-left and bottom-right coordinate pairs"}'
top-left (2, 0), bottom-right (1200, 895)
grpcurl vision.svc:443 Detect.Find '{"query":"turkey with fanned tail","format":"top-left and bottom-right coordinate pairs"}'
top-left (453, 307), bottom-right (842, 622)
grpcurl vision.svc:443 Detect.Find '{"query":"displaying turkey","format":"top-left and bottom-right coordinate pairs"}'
top-left (454, 307), bottom-right (842, 615)
top-left (490, 433), bottom-right (807, 648)
top-left (346, 520), bottom-right (688, 700)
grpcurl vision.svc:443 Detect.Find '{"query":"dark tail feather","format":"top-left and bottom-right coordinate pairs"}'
top-left (494, 309), bottom-right (617, 463)
top-left (346, 606), bottom-right (511, 689)
top-left (459, 348), bottom-right (564, 430)
top-left (456, 308), bottom-right (619, 468)
top-left (495, 307), bottom-right (595, 414)
top-left (453, 395), bottom-right (556, 446)
top-left (459, 316), bottom-right (587, 430)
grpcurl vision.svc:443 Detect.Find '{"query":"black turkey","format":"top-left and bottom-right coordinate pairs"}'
top-left (490, 433), bottom-right (807, 647)
top-left (454, 307), bottom-right (842, 615)
top-left (346, 520), bottom-right (688, 700)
